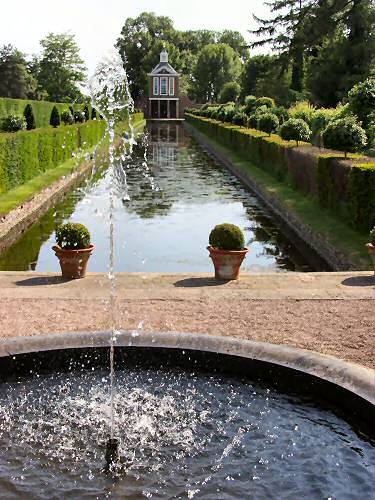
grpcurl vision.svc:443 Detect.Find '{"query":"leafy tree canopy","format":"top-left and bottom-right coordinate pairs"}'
top-left (116, 12), bottom-right (248, 100)
top-left (32, 32), bottom-right (87, 102)
top-left (0, 44), bottom-right (37, 99)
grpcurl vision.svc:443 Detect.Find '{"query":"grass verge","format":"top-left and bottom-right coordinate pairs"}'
top-left (191, 127), bottom-right (370, 270)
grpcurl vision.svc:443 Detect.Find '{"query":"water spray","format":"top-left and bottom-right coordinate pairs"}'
top-left (105, 437), bottom-right (120, 468)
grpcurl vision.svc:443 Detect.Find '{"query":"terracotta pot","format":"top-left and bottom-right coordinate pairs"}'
top-left (52, 244), bottom-right (95, 279)
top-left (366, 243), bottom-right (375, 275)
top-left (207, 246), bottom-right (248, 280)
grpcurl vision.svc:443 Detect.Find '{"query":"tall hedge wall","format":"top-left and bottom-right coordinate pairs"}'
top-left (0, 120), bottom-right (106, 193)
top-left (186, 113), bottom-right (375, 233)
top-left (0, 98), bottom-right (93, 129)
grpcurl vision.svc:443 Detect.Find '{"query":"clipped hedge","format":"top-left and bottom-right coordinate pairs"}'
top-left (0, 120), bottom-right (106, 193)
top-left (0, 97), bottom-right (93, 129)
top-left (186, 113), bottom-right (375, 233)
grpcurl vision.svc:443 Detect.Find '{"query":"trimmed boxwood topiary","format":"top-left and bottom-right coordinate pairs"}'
top-left (255, 97), bottom-right (275, 109)
top-left (219, 82), bottom-right (241, 104)
top-left (280, 118), bottom-right (311, 146)
top-left (1, 114), bottom-right (26, 132)
top-left (232, 111), bottom-right (247, 126)
top-left (61, 109), bottom-right (74, 125)
top-left (56, 222), bottom-right (91, 250)
top-left (50, 106), bottom-right (60, 128)
top-left (23, 104), bottom-right (36, 130)
top-left (348, 78), bottom-right (375, 128)
top-left (247, 114), bottom-right (259, 129)
top-left (83, 105), bottom-right (90, 121)
top-left (322, 117), bottom-right (367, 157)
top-left (258, 112), bottom-right (279, 136)
top-left (209, 223), bottom-right (245, 251)
top-left (74, 109), bottom-right (85, 123)
top-left (244, 95), bottom-right (257, 115)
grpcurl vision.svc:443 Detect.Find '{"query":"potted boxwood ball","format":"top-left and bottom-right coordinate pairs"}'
top-left (53, 222), bottom-right (94, 279)
top-left (366, 226), bottom-right (375, 275)
top-left (207, 223), bottom-right (248, 280)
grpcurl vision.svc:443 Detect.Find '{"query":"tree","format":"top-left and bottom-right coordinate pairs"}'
top-left (0, 45), bottom-right (37, 99)
top-left (241, 55), bottom-right (276, 96)
top-left (280, 118), bottom-right (311, 146)
top-left (116, 13), bottom-right (247, 100)
top-left (34, 33), bottom-right (86, 102)
top-left (251, 1), bottom-right (316, 94)
top-left (348, 78), bottom-right (375, 128)
top-left (192, 44), bottom-right (241, 102)
top-left (116, 12), bottom-right (177, 99)
top-left (258, 113), bottom-right (280, 136)
top-left (50, 106), bottom-right (60, 128)
top-left (219, 82), bottom-right (241, 103)
top-left (23, 104), bottom-right (36, 130)
top-left (217, 30), bottom-right (250, 61)
top-left (322, 117), bottom-right (367, 157)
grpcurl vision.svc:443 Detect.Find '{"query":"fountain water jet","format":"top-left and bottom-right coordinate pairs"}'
top-left (88, 49), bottom-right (136, 467)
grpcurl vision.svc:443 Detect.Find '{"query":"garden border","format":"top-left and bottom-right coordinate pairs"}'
top-left (185, 122), bottom-right (362, 270)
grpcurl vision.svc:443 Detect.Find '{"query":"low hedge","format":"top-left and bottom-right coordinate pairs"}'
top-left (186, 113), bottom-right (375, 233)
top-left (0, 97), bottom-right (93, 129)
top-left (0, 120), bottom-right (106, 193)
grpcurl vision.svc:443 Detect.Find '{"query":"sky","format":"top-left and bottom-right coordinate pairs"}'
top-left (0, 0), bottom-right (270, 77)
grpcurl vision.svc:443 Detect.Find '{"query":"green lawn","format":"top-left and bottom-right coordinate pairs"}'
top-left (191, 127), bottom-right (370, 270)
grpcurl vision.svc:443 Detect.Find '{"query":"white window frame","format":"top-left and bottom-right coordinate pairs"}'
top-left (153, 77), bottom-right (159, 96)
top-left (160, 77), bottom-right (168, 96)
top-left (169, 77), bottom-right (175, 96)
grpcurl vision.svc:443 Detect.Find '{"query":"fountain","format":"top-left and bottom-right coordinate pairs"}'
top-left (0, 52), bottom-right (373, 498)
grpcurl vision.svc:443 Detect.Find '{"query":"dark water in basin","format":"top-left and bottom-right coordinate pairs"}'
top-left (0, 123), bottom-right (323, 273)
top-left (0, 365), bottom-right (373, 499)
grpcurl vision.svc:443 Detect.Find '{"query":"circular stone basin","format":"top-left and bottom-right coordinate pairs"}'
top-left (0, 338), bottom-right (374, 499)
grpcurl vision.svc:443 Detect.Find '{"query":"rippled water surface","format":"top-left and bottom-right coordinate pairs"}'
top-left (0, 365), bottom-right (373, 499)
top-left (0, 123), bottom-right (321, 272)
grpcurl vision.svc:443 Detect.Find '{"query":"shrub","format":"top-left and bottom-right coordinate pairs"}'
top-left (61, 109), bottom-right (74, 125)
top-left (83, 105), bottom-right (90, 121)
top-left (91, 107), bottom-right (97, 120)
top-left (232, 111), bottom-right (247, 126)
top-left (369, 227), bottom-right (375, 245)
top-left (255, 97), bottom-right (275, 109)
top-left (55, 222), bottom-right (91, 250)
top-left (50, 106), bottom-right (60, 128)
top-left (322, 117), bottom-right (367, 157)
top-left (222, 105), bottom-right (236, 123)
top-left (0, 120), bottom-right (106, 193)
top-left (348, 78), bottom-right (375, 128)
top-left (280, 118), bottom-right (311, 146)
top-left (244, 95), bottom-right (257, 115)
top-left (289, 101), bottom-right (315, 126)
top-left (219, 82), bottom-right (241, 104)
top-left (74, 110), bottom-right (85, 123)
top-left (311, 108), bottom-right (338, 146)
top-left (257, 113), bottom-right (280, 136)
top-left (247, 114), bottom-right (259, 129)
top-left (23, 104), bottom-right (36, 130)
top-left (1, 114), bottom-right (26, 132)
top-left (272, 106), bottom-right (289, 125)
top-left (209, 223), bottom-right (245, 250)
top-left (311, 109), bottom-right (337, 136)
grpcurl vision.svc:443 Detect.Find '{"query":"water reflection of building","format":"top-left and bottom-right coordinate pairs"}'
top-left (148, 123), bottom-right (183, 167)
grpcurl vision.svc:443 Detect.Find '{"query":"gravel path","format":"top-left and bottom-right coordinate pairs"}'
top-left (1, 294), bottom-right (374, 369)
